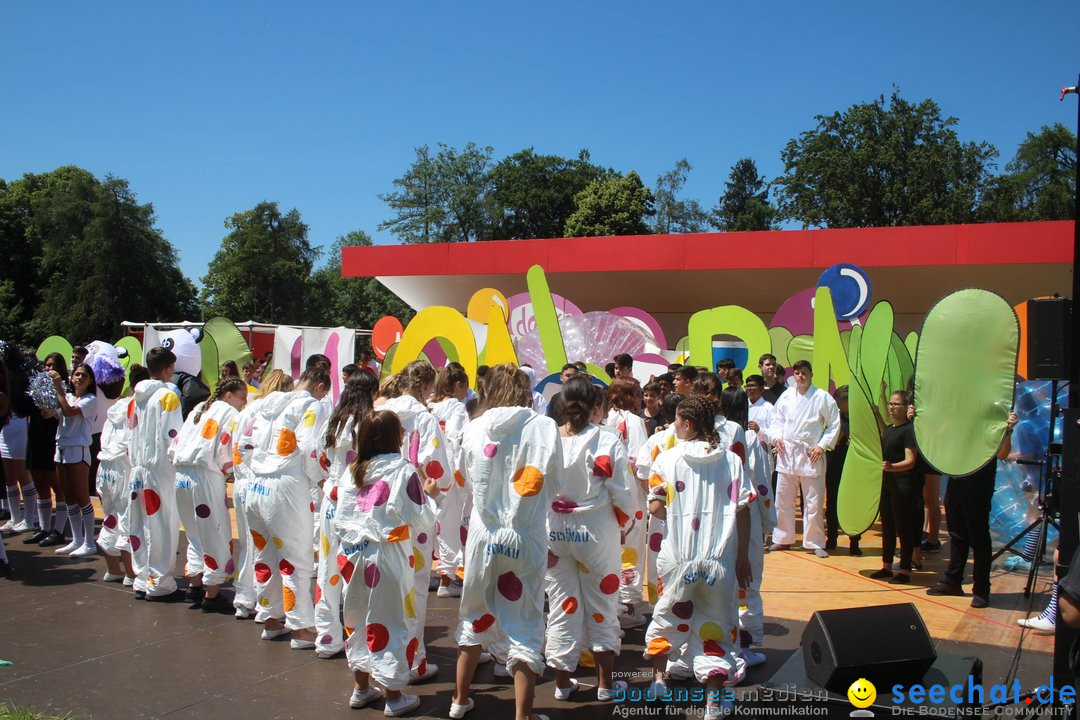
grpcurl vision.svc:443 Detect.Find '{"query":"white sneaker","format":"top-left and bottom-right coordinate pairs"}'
top-left (9, 519), bottom-right (30, 534)
top-left (70, 544), bottom-right (98, 557)
top-left (0, 519), bottom-right (16, 533)
top-left (1017, 615), bottom-right (1055, 634)
top-left (598, 679), bottom-right (628, 701)
top-left (493, 662), bottom-right (510, 677)
top-left (290, 637), bottom-right (316, 650)
top-left (554, 677), bottom-right (580, 701)
top-left (666, 658), bottom-right (692, 680)
top-left (316, 644), bottom-right (344, 658)
top-left (349, 686), bottom-right (383, 709)
top-left (436, 583), bottom-right (462, 598)
top-left (409, 662), bottom-right (439, 683)
top-left (234, 606), bottom-right (253, 619)
top-left (261, 626), bottom-right (291, 640)
top-left (55, 540), bottom-right (80, 555)
top-left (384, 694), bottom-right (420, 716)
top-left (449, 698), bottom-right (474, 719)
top-left (738, 648), bottom-right (767, 667)
top-left (122, 576), bottom-right (135, 586)
top-left (102, 572), bottom-right (125, 582)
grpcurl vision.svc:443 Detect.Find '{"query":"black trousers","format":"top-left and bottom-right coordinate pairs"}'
top-left (825, 446), bottom-right (861, 541)
top-left (880, 475), bottom-right (924, 571)
top-left (89, 432), bottom-right (102, 497)
top-left (943, 473), bottom-right (995, 597)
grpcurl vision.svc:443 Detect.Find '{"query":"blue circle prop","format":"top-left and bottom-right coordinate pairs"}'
top-left (817, 263), bottom-right (872, 320)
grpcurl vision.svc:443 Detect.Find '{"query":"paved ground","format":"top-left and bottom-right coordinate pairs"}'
top-left (0, 527), bottom-right (1061, 720)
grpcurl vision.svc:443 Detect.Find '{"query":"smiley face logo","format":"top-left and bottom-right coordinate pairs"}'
top-left (847, 678), bottom-right (876, 709)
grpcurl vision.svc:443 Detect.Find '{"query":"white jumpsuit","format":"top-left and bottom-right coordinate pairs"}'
top-left (97, 399), bottom-right (133, 557)
top-left (644, 441), bottom-right (755, 685)
top-left (314, 415), bottom-right (358, 654)
top-left (605, 408), bottom-right (649, 611)
top-left (245, 390), bottom-right (327, 629)
top-left (545, 423), bottom-right (637, 671)
top-left (172, 400), bottom-right (239, 587)
top-left (428, 396), bottom-right (470, 580)
top-left (335, 453), bottom-right (433, 691)
top-left (739, 428), bottom-right (776, 648)
top-left (382, 394), bottom-right (450, 678)
top-left (230, 400), bottom-right (261, 615)
top-left (769, 386), bottom-right (841, 550)
top-left (455, 406), bottom-right (562, 674)
top-left (636, 426), bottom-right (680, 605)
top-left (128, 379), bottom-right (184, 596)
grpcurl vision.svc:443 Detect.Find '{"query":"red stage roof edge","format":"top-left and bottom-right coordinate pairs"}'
top-left (342, 221), bottom-right (1073, 278)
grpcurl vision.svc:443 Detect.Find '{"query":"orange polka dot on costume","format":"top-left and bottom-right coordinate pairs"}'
top-left (592, 613), bottom-right (604, 623)
top-left (738, 589), bottom-right (747, 600)
top-left (336, 555), bottom-right (355, 583)
top-left (387, 525), bottom-right (410, 543)
top-left (232, 447), bottom-right (243, 467)
top-left (646, 637), bottom-right (672, 656)
top-left (367, 623), bottom-right (389, 652)
top-left (329, 574), bottom-right (340, 586)
top-left (250, 530), bottom-right (266, 550)
top-left (599, 573), bottom-right (619, 595)
top-left (283, 586), bottom-right (296, 612)
top-left (160, 392), bottom-right (180, 412)
top-left (454, 470), bottom-right (466, 487)
top-left (613, 507), bottom-right (630, 528)
top-left (344, 625), bottom-right (354, 638)
top-left (277, 428), bottom-right (297, 456)
top-left (512, 465), bottom-right (544, 497)
top-left (200, 418), bottom-right (219, 440)
top-left (562, 597), bottom-right (578, 614)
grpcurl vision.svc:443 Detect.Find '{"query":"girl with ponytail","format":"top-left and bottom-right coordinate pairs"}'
top-left (171, 376), bottom-right (248, 612)
top-left (643, 395), bottom-right (755, 717)
top-left (545, 375), bottom-right (637, 702)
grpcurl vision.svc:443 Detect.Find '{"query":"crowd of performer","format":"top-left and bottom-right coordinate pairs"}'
top-left (0, 343), bottom-right (1026, 718)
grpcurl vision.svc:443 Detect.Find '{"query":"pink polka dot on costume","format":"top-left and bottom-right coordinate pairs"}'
top-left (435, 521), bottom-right (441, 534)
top-left (345, 450), bottom-right (357, 465)
top-left (357, 480), bottom-right (390, 511)
top-left (551, 497), bottom-right (578, 514)
top-left (691, 517), bottom-right (701, 531)
top-left (649, 533), bottom-right (663, 552)
top-left (459, 526), bottom-right (468, 545)
top-left (675, 480), bottom-right (685, 492)
top-left (417, 532), bottom-right (428, 545)
top-left (406, 473), bottom-right (426, 505)
top-left (195, 504), bottom-right (211, 518)
top-left (279, 559), bottom-right (294, 575)
top-left (129, 534), bottom-right (141, 551)
top-left (547, 549), bottom-right (560, 568)
top-left (758, 484), bottom-right (769, 497)
top-left (222, 462), bottom-right (233, 473)
top-left (168, 429), bottom-right (177, 438)
top-left (483, 443), bottom-right (498, 458)
top-left (672, 600), bottom-right (694, 619)
top-left (728, 481), bottom-right (739, 503)
top-left (224, 558), bottom-right (235, 575)
top-left (128, 413), bottom-right (138, 429)
top-left (320, 634), bottom-right (334, 645)
top-left (364, 563), bottom-right (381, 588)
top-left (103, 515), bottom-right (117, 529)
top-left (497, 571), bottom-right (523, 601)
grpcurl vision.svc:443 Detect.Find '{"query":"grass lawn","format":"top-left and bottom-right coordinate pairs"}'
top-left (0, 702), bottom-right (75, 720)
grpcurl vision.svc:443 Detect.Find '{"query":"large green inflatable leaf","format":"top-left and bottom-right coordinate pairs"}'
top-left (890, 333), bottom-right (914, 391)
top-left (204, 317), bottom-right (253, 380)
top-left (115, 336), bottom-right (143, 394)
top-left (857, 302), bottom-right (894, 429)
top-left (36, 336), bottom-right (73, 365)
top-left (837, 374), bottom-right (883, 536)
top-left (812, 287), bottom-right (851, 390)
top-left (768, 327), bottom-right (793, 367)
top-left (914, 289), bottom-right (1018, 476)
top-left (199, 333), bottom-right (220, 393)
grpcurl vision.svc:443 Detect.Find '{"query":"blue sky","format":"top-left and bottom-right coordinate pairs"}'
top-left (3, 2), bottom-right (1077, 284)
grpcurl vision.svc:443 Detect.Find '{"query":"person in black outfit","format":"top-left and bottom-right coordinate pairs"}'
top-left (870, 391), bottom-right (922, 583)
top-left (545, 363), bottom-right (579, 426)
top-left (758, 354), bottom-right (786, 404)
top-left (825, 386), bottom-right (861, 555)
top-left (927, 409), bottom-right (1018, 608)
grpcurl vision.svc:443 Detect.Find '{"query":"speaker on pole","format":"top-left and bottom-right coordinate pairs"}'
top-left (1028, 297), bottom-right (1073, 381)
top-left (801, 603), bottom-right (937, 694)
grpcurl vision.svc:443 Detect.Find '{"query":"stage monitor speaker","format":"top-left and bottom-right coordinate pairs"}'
top-left (1028, 297), bottom-right (1072, 381)
top-left (801, 603), bottom-right (937, 694)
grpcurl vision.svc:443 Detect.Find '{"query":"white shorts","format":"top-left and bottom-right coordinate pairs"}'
top-left (55, 445), bottom-right (90, 466)
top-left (0, 416), bottom-right (28, 461)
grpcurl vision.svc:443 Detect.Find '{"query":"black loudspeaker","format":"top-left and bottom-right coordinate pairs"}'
top-left (801, 603), bottom-right (937, 694)
top-left (1028, 297), bottom-right (1072, 381)
top-left (1055, 407), bottom-right (1080, 681)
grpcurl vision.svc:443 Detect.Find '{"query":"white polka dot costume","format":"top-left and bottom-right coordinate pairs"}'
top-left (244, 390), bottom-right (328, 630)
top-left (636, 426), bottom-right (679, 605)
top-left (171, 400), bottom-right (239, 587)
top-left (382, 394), bottom-right (449, 677)
top-left (128, 379), bottom-right (184, 597)
top-left (428, 396), bottom-right (470, 580)
top-left (544, 423), bottom-right (637, 672)
top-left (454, 406), bottom-right (562, 674)
top-left (334, 453), bottom-right (432, 691)
top-left (739, 428), bottom-right (776, 648)
top-left (96, 399), bottom-right (134, 557)
top-left (230, 400), bottom-right (261, 616)
top-left (644, 441), bottom-right (754, 685)
top-left (606, 408), bottom-right (649, 611)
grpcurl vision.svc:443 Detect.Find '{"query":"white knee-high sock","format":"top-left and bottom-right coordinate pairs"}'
top-left (81, 504), bottom-right (96, 549)
top-left (5, 487), bottom-right (22, 523)
top-left (54, 502), bottom-right (69, 534)
top-left (36, 499), bottom-right (52, 532)
top-left (21, 485), bottom-right (38, 528)
top-left (67, 504), bottom-right (84, 547)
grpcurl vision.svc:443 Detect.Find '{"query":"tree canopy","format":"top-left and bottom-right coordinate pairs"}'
top-left (563, 171), bottom-right (654, 237)
top-left (652, 159), bottom-right (710, 234)
top-left (712, 157), bottom-right (778, 232)
top-left (0, 166), bottom-right (196, 345)
top-left (309, 231), bottom-right (415, 331)
top-left (200, 202), bottom-right (318, 324)
top-left (979, 123), bottom-right (1076, 222)
top-left (775, 90), bottom-right (997, 228)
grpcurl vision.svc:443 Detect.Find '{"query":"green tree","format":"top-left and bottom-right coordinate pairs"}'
top-left (379, 142), bottom-right (494, 243)
top-left (652, 158), bottom-right (710, 234)
top-left (979, 123), bottom-right (1076, 222)
top-left (775, 90), bottom-right (997, 227)
top-left (712, 157), bottom-right (778, 231)
top-left (0, 166), bottom-right (196, 344)
top-left (200, 202), bottom-right (318, 324)
top-left (563, 171), bottom-right (654, 237)
top-left (486, 148), bottom-right (612, 239)
top-left (309, 231), bottom-right (414, 330)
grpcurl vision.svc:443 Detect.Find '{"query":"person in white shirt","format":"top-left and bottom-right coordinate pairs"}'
top-left (768, 360), bottom-right (841, 558)
top-left (49, 363), bottom-right (100, 557)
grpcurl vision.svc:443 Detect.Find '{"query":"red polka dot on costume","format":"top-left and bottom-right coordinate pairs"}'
top-left (703, 640), bottom-right (726, 657)
top-left (204, 554), bottom-right (218, 571)
top-left (672, 600), bottom-right (694, 619)
top-left (279, 559), bottom-right (294, 575)
top-left (406, 637), bottom-right (419, 666)
top-left (472, 614), bottom-right (496, 633)
top-left (425, 461), bottom-right (444, 480)
top-left (220, 432), bottom-right (231, 446)
top-left (635, 510), bottom-right (644, 520)
top-left (129, 535), bottom-right (141, 551)
top-left (547, 549), bottom-right (559, 568)
top-left (309, 502), bottom-right (316, 512)
top-left (365, 624), bottom-right (390, 653)
top-left (329, 486), bottom-right (338, 503)
top-left (364, 563), bottom-right (381, 588)
top-left (337, 555), bottom-right (355, 583)
top-left (497, 571), bottom-right (523, 601)
top-left (599, 573), bottom-right (620, 595)
top-left (562, 597), bottom-right (578, 614)
top-left (649, 533), bottom-right (663, 552)
top-left (483, 443), bottom-right (498, 458)
top-left (314, 584), bottom-right (322, 604)
top-left (592, 455), bottom-right (613, 477)
top-left (678, 623), bottom-right (690, 632)
top-left (195, 504), bottom-right (211, 518)
top-left (254, 563), bottom-right (272, 583)
top-left (729, 441), bottom-right (746, 463)
top-left (459, 526), bottom-right (468, 545)
top-left (143, 489), bottom-right (161, 516)
top-left (103, 515), bottom-right (117, 529)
